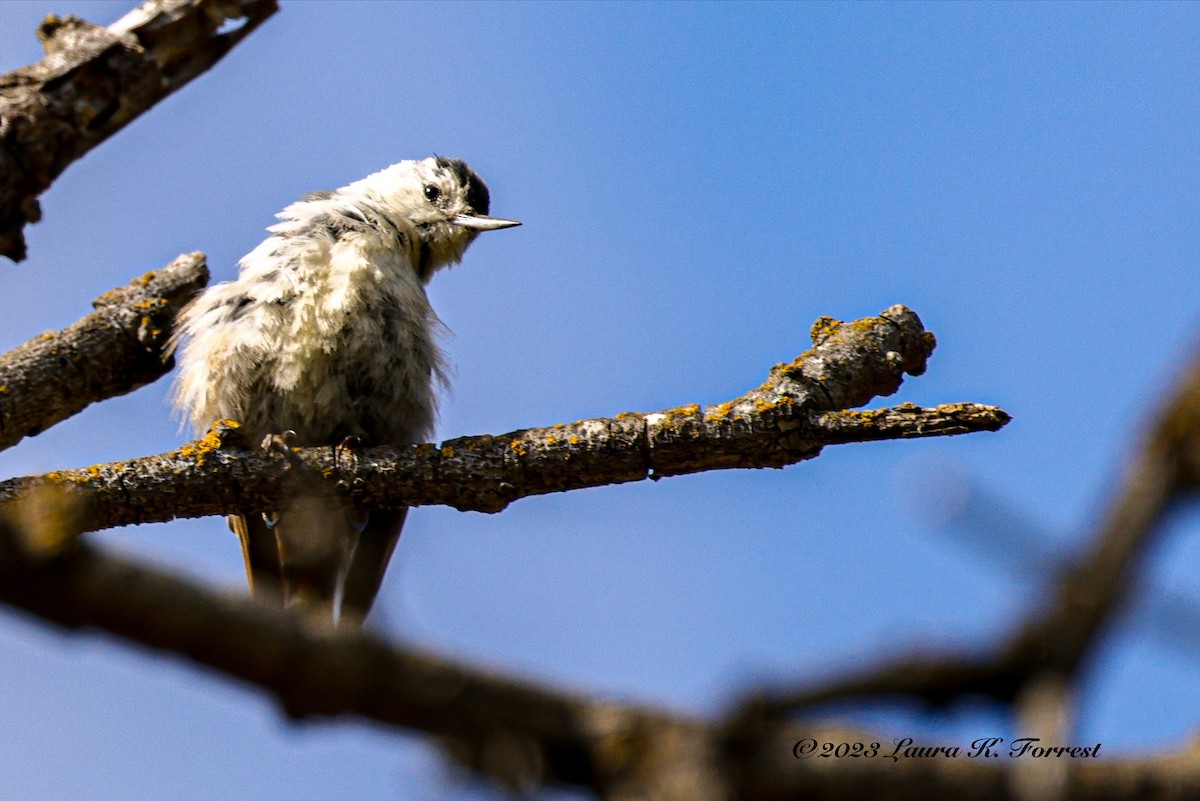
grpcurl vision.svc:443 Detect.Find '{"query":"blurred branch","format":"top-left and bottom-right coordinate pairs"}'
top-left (1011, 674), bottom-right (1073, 801)
top-left (735, 649), bottom-right (1026, 714)
top-left (2, 508), bottom-right (1199, 801)
top-left (0, 252), bottom-right (208, 452)
top-left (925, 471), bottom-right (1200, 659)
top-left (0, 501), bottom-right (726, 800)
top-left (0, 306), bottom-right (1009, 531)
top-left (737, 338), bottom-right (1200, 718)
top-left (918, 471), bottom-right (1065, 578)
top-left (0, 0), bottom-right (277, 262)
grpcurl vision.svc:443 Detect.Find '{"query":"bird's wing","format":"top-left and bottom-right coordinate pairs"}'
top-left (228, 513), bottom-right (284, 604)
top-left (340, 507), bottom-right (408, 623)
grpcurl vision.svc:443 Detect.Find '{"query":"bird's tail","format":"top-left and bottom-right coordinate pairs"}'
top-left (232, 501), bottom-right (406, 625)
top-left (273, 495), bottom-right (359, 620)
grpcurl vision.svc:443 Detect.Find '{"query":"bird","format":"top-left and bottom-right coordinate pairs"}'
top-left (170, 156), bottom-right (519, 624)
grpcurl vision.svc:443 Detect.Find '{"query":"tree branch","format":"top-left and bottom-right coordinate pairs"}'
top-left (0, 0), bottom-right (277, 261)
top-left (0, 252), bottom-right (208, 452)
top-left (0, 306), bottom-right (1009, 531)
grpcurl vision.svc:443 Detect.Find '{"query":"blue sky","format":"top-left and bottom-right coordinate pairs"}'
top-left (1, 1), bottom-right (1198, 798)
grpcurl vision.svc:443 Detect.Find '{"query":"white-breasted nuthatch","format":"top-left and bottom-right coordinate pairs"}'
top-left (171, 156), bottom-right (519, 624)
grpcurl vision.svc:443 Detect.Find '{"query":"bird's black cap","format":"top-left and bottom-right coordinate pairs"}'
top-left (435, 155), bottom-right (490, 216)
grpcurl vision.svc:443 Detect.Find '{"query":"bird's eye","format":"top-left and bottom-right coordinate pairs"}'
top-left (423, 184), bottom-right (442, 202)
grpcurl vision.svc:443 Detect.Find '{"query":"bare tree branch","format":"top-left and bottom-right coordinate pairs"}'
top-left (0, 252), bottom-right (208, 452)
top-left (0, 306), bottom-right (1009, 531)
top-left (0, 0), bottom-right (277, 261)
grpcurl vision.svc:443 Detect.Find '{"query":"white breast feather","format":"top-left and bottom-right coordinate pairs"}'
top-left (172, 224), bottom-right (443, 446)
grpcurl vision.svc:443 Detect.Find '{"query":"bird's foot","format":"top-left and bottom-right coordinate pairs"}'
top-left (260, 430), bottom-right (299, 460)
top-left (334, 434), bottom-right (363, 468)
top-left (259, 432), bottom-right (300, 529)
top-left (334, 436), bottom-right (369, 532)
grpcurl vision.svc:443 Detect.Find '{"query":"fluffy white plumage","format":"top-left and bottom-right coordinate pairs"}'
top-left (170, 156), bottom-right (518, 622)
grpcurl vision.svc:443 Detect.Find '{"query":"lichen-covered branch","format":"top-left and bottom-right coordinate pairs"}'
top-left (0, 252), bottom-right (209, 452)
top-left (814, 403), bottom-right (1010, 444)
top-left (737, 336), bottom-right (1200, 721)
top-left (0, 306), bottom-right (1009, 533)
top-left (0, 0), bottom-right (277, 261)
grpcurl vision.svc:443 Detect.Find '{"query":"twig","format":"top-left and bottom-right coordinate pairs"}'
top-left (0, 0), bottom-right (277, 261)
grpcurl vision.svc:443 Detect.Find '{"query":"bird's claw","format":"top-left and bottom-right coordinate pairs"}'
top-left (260, 430), bottom-right (299, 461)
top-left (335, 434), bottom-right (363, 454)
top-left (335, 436), bottom-right (369, 528)
top-left (334, 435), bottom-right (363, 470)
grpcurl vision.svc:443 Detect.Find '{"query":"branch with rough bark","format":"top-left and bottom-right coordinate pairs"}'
top-left (0, 252), bottom-right (208, 452)
top-left (0, 305), bottom-right (1009, 534)
top-left (0, 0), bottom-right (277, 262)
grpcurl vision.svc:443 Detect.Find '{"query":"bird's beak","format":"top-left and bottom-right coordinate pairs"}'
top-left (452, 214), bottom-right (521, 231)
